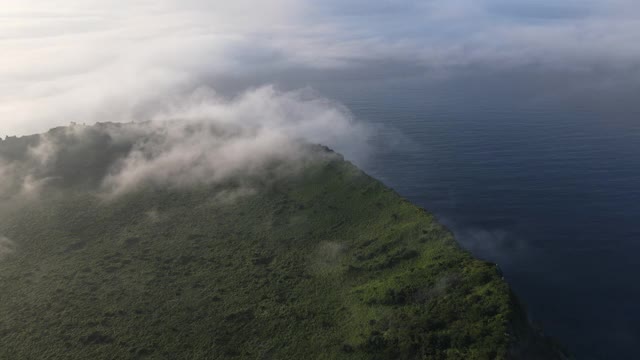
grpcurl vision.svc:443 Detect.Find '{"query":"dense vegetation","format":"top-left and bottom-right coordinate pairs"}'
top-left (0, 124), bottom-right (567, 359)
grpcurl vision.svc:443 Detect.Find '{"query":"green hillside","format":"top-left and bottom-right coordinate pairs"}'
top-left (0, 124), bottom-right (566, 359)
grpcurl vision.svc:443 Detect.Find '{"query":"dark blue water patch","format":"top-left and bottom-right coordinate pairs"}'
top-left (311, 69), bottom-right (640, 359)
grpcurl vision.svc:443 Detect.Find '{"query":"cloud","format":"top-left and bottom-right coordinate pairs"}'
top-left (0, 85), bottom-right (371, 197)
top-left (102, 85), bottom-right (371, 195)
top-left (445, 221), bottom-right (529, 267)
top-left (0, 236), bottom-right (15, 260)
top-left (2, 0), bottom-right (639, 137)
top-left (0, 161), bottom-right (17, 196)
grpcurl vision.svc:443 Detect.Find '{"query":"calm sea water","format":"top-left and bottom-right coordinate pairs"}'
top-left (310, 69), bottom-right (640, 359)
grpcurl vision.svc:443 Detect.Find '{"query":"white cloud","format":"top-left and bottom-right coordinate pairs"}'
top-left (1, 0), bottom-right (639, 137)
top-left (0, 85), bottom-right (370, 197)
top-left (0, 161), bottom-right (17, 196)
top-left (0, 236), bottom-right (15, 260)
top-left (102, 85), bottom-right (370, 195)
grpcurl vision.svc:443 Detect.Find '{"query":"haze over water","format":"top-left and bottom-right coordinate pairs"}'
top-left (312, 68), bottom-right (640, 359)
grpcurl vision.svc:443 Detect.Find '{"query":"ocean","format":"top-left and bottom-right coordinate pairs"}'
top-left (309, 67), bottom-right (640, 359)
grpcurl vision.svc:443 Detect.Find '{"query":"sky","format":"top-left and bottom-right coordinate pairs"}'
top-left (2, 0), bottom-right (640, 136)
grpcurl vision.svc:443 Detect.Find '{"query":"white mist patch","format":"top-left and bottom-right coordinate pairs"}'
top-left (211, 188), bottom-right (258, 206)
top-left (102, 86), bottom-right (371, 196)
top-left (310, 241), bottom-right (347, 275)
top-left (0, 161), bottom-right (16, 197)
top-left (0, 85), bottom-right (372, 200)
top-left (454, 226), bottom-right (529, 266)
top-left (145, 209), bottom-right (162, 223)
top-left (0, 236), bottom-right (15, 260)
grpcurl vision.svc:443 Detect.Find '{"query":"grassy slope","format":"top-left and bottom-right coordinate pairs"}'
top-left (0, 139), bottom-right (563, 359)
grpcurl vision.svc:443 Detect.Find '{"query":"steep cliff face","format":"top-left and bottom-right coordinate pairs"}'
top-left (0, 124), bottom-right (567, 359)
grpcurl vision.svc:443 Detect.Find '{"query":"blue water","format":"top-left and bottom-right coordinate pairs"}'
top-left (309, 69), bottom-right (640, 359)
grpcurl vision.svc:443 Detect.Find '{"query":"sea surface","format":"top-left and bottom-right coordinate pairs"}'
top-left (307, 68), bottom-right (640, 359)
